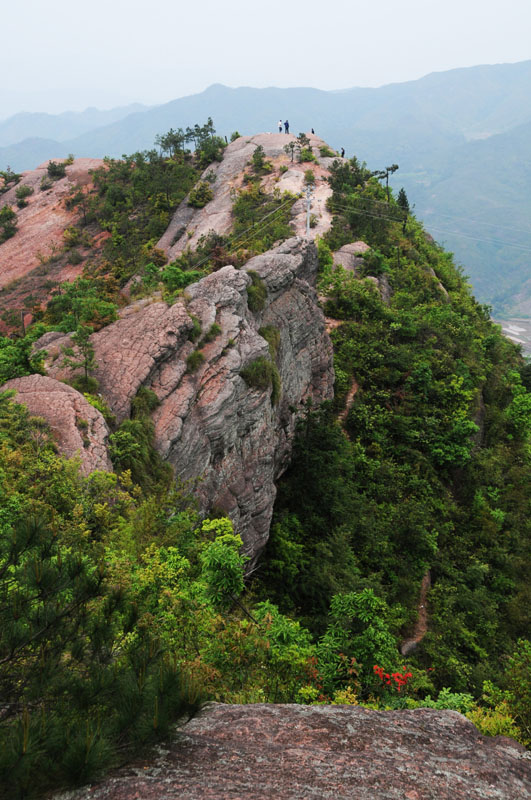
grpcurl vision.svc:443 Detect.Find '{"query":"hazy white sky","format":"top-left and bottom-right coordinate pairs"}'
top-left (2, 0), bottom-right (530, 115)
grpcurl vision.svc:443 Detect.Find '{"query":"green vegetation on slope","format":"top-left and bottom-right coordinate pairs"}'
top-left (258, 155), bottom-right (530, 731)
top-left (0, 142), bottom-right (530, 797)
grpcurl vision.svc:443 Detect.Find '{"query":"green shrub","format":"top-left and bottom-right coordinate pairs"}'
top-left (131, 385), bottom-right (160, 418)
top-left (188, 181), bottom-right (213, 208)
top-left (279, 165), bottom-right (289, 174)
top-left (0, 168), bottom-right (21, 195)
top-left (199, 322), bottom-right (221, 346)
top-left (161, 262), bottom-right (204, 293)
top-left (252, 145), bottom-right (266, 171)
top-left (187, 315), bottom-right (202, 342)
top-left (71, 375), bottom-right (99, 394)
top-left (186, 349), bottom-right (205, 372)
top-left (63, 225), bottom-right (81, 248)
top-left (14, 184), bottom-right (34, 207)
top-left (251, 145), bottom-right (273, 174)
top-left (304, 169), bottom-right (316, 185)
top-left (230, 131), bottom-right (241, 142)
top-left (361, 248), bottom-right (389, 277)
top-left (319, 145), bottom-right (336, 158)
top-left (68, 249), bottom-right (83, 265)
top-left (299, 148), bottom-right (317, 163)
top-left (47, 160), bottom-right (67, 179)
top-left (0, 205), bottom-right (17, 242)
top-left (240, 356), bottom-right (281, 404)
top-left (109, 418), bottom-right (171, 490)
top-left (39, 175), bottom-right (53, 191)
top-left (247, 270), bottom-right (267, 312)
top-left (83, 393), bottom-right (116, 427)
top-left (259, 325), bottom-right (281, 359)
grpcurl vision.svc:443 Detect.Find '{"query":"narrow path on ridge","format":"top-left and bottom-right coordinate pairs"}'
top-left (338, 379), bottom-right (359, 430)
top-left (400, 570), bottom-right (431, 656)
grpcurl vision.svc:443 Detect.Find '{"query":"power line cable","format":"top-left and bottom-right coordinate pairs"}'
top-left (328, 199), bottom-right (531, 254)
top-left (182, 195), bottom-right (299, 271)
top-left (420, 209), bottom-right (531, 237)
top-left (330, 180), bottom-right (531, 236)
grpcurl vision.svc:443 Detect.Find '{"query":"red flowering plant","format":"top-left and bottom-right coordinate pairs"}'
top-left (372, 664), bottom-right (414, 704)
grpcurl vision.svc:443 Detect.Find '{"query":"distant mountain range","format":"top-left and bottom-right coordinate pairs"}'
top-left (0, 104), bottom-right (149, 148)
top-left (2, 61), bottom-right (530, 317)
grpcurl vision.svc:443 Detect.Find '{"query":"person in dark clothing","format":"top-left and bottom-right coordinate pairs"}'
top-left (284, 120), bottom-right (289, 133)
top-left (341, 147), bottom-right (345, 158)
top-left (311, 128), bottom-right (315, 134)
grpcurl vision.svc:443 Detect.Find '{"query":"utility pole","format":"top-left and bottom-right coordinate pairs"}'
top-left (305, 184), bottom-right (314, 237)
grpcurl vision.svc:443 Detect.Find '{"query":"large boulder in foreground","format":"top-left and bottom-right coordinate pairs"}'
top-left (57, 703), bottom-right (531, 800)
top-left (2, 375), bottom-right (112, 475)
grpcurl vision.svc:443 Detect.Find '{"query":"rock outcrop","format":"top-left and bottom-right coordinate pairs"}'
top-left (2, 375), bottom-right (112, 475)
top-left (333, 240), bottom-right (370, 273)
top-left (0, 158), bottom-right (103, 290)
top-left (0, 158), bottom-right (106, 334)
top-left (35, 238), bottom-right (334, 562)
top-left (332, 241), bottom-right (392, 304)
top-left (157, 133), bottom-right (334, 260)
top-left (56, 703), bottom-right (531, 800)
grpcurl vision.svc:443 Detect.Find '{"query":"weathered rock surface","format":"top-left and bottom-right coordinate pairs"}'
top-left (2, 375), bottom-right (112, 475)
top-left (36, 238), bottom-right (333, 562)
top-left (0, 158), bottom-right (103, 290)
top-left (0, 158), bottom-right (107, 334)
top-left (333, 241), bottom-right (370, 273)
top-left (157, 133), bottom-right (334, 260)
top-left (56, 703), bottom-right (531, 800)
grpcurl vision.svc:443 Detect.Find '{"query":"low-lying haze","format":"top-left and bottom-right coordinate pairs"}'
top-left (2, 0), bottom-right (530, 115)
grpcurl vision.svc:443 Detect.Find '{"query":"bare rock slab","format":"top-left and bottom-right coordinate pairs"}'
top-left (2, 375), bottom-right (112, 475)
top-left (57, 704), bottom-right (531, 800)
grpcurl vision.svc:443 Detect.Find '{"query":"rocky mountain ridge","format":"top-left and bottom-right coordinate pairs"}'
top-left (8, 237), bottom-right (333, 562)
top-left (1, 133), bottom-right (341, 561)
top-left (158, 132), bottom-right (334, 258)
top-left (5, 63), bottom-right (530, 318)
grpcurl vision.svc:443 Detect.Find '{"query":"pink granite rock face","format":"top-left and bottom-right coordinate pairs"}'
top-left (56, 703), bottom-right (531, 800)
top-left (2, 375), bottom-right (112, 475)
top-left (35, 238), bottom-right (334, 563)
top-left (154, 239), bottom-right (333, 563)
top-left (157, 133), bottom-right (335, 260)
top-left (0, 158), bottom-right (104, 291)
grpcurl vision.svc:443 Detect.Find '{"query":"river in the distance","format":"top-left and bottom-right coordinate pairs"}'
top-left (494, 318), bottom-right (531, 358)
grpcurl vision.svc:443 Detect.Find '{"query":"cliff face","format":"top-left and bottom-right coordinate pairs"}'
top-left (32, 238), bottom-right (333, 562)
top-left (56, 703), bottom-right (531, 800)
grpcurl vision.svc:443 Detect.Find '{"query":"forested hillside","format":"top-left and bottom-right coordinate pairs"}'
top-left (0, 126), bottom-right (529, 798)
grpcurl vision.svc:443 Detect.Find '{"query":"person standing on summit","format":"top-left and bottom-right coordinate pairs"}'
top-left (284, 120), bottom-right (290, 134)
top-left (278, 119), bottom-right (283, 133)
